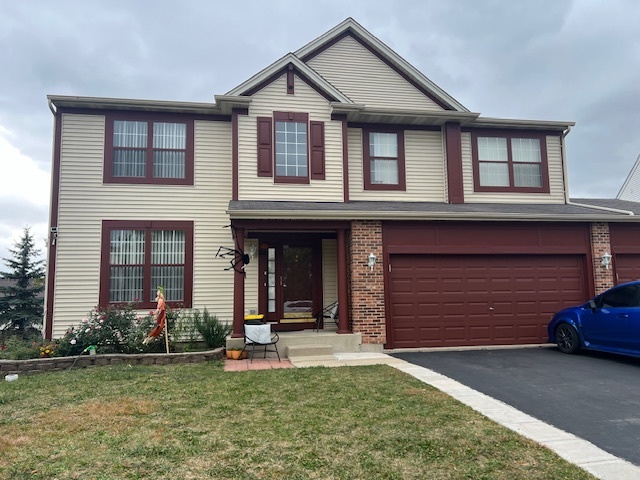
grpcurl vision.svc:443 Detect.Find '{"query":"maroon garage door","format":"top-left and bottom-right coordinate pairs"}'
top-left (615, 254), bottom-right (640, 284)
top-left (611, 224), bottom-right (640, 285)
top-left (389, 254), bottom-right (588, 349)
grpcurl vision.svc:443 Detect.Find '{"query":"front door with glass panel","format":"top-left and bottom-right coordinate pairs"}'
top-left (259, 241), bottom-right (320, 329)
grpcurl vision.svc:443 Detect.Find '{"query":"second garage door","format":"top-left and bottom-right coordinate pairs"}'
top-left (390, 254), bottom-right (588, 349)
top-left (615, 254), bottom-right (640, 284)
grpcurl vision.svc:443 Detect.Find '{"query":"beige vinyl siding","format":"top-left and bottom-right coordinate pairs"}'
top-left (238, 74), bottom-right (343, 202)
top-left (52, 114), bottom-right (236, 337)
top-left (347, 127), bottom-right (364, 197)
top-left (321, 239), bottom-right (338, 331)
top-left (461, 132), bottom-right (566, 204)
top-left (348, 128), bottom-right (447, 201)
top-left (322, 239), bottom-right (338, 306)
top-left (619, 169), bottom-right (640, 201)
top-left (307, 35), bottom-right (443, 111)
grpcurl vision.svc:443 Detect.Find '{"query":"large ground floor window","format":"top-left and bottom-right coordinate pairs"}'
top-left (99, 220), bottom-right (194, 309)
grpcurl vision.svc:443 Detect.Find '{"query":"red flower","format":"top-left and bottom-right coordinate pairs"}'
top-left (1, 344), bottom-right (5, 350)
top-left (149, 310), bottom-right (154, 315)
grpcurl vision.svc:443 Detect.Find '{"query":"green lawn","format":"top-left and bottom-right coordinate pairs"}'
top-left (0, 362), bottom-right (594, 479)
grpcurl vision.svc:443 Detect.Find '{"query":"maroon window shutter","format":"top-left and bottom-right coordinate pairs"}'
top-left (310, 120), bottom-right (325, 180)
top-left (257, 117), bottom-right (273, 177)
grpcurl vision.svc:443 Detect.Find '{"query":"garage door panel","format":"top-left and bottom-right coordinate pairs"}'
top-left (615, 254), bottom-right (640, 284)
top-left (390, 254), bottom-right (587, 348)
top-left (469, 326), bottom-right (491, 340)
top-left (494, 325), bottom-right (516, 339)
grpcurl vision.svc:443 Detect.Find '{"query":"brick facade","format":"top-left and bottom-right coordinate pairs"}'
top-left (589, 222), bottom-right (615, 293)
top-left (349, 220), bottom-right (385, 344)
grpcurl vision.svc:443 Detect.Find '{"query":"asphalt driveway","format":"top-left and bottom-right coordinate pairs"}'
top-left (391, 346), bottom-right (640, 466)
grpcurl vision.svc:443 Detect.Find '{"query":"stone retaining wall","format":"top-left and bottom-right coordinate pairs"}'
top-left (1, 348), bottom-right (225, 376)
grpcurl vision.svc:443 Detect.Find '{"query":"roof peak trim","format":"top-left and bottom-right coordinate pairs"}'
top-left (225, 53), bottom-right (352, 103)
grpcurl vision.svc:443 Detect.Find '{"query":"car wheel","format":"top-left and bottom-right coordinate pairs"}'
top-left (555, 324), bottom-right (581, 354)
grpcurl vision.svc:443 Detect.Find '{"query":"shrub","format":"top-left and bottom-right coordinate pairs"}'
top-left (174, 309), bottom-right (201, 350)
top-left (0, 336), bottom-right (41, 360)
top-left (55, 303), bottom-right (180, 357)
top-left (190, 308), bottom-right (231, 348)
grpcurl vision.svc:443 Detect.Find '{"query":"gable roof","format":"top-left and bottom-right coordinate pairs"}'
top-left (226, 18), bottom-right (467, 112)
top-left (225, 53), bottom-right (353, 104)
top-left (294, 18), bottom-right (469, 112)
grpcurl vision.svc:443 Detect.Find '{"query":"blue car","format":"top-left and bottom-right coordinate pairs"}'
top-left (548, 281), bottom-right (640, 357)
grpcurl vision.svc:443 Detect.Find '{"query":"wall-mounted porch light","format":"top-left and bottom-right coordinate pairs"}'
top-left (368, 252), bottom-right (377, 271)
top-left (601, 252), bottom-right (612, 270)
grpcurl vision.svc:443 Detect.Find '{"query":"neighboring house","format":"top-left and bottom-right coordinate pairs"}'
top-left (44, 18), bottom-right (640, 350)
top-left (617, 154), bottom-right (640, 201)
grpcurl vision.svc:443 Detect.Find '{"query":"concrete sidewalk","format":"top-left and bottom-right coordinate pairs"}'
top-left (283, 352), bottom-right (640, 480)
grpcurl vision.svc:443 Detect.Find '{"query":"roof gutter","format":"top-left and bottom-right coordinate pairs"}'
top-left (568, 201), bottom-right (634, 216)
top-left (48, 97), bottom-right (56, 115)
top-left (47, 95), bottom-right (224, 115)
top-left (227, 208), bottom-right (640, 223)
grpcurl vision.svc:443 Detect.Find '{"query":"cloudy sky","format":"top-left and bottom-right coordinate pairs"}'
top-left (1, 0), bottom-right (639, 264)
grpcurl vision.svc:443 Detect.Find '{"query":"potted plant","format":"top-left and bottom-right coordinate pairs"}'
top-left (226, 347), bottom-right (247, 360)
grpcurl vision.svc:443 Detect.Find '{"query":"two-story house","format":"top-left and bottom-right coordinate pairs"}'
top-left (44, 18), bottom-right (640, 351)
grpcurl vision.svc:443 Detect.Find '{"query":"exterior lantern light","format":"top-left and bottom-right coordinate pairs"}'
top-left (368, 252), bottom-right (377, 271)
top-left (601, 252), bottom-right (612, 270)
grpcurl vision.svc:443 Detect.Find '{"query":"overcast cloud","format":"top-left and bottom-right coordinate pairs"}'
top-left (1, 0), bottom-right (639, 263)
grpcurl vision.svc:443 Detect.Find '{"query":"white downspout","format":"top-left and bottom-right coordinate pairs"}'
top-left (561, 126), bottom-right (571, 204)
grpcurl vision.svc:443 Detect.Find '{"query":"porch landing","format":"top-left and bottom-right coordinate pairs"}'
top-left (226, 331), bottom-right (380, 359)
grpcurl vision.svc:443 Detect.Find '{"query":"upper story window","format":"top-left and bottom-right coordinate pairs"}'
top-left (256, 111), bottom-right (325, 183)
top-left (105, 113), bottom-right (194, 185)
top-left (363, 128), bottom-right (406, 191)
top-left (471, 131), bottom-right (550, 193)
top-left (99, 220), bottom-right (193, 309)
top-left (275, 117), bottom-right (307, 179)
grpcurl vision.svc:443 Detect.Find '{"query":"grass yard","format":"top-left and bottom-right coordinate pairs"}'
top-left (0, 361), bottom-right (594, 480)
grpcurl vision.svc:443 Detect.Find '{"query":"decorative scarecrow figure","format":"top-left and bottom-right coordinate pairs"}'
top-left (143, 286), bottom-right (167, 346)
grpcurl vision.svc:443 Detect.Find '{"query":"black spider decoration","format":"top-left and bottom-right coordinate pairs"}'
top-left (215, 225), bottom-right (250, 276)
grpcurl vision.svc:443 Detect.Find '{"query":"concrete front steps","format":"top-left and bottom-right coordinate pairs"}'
top-left (226, 330), bottom-right (381, 363)
top-left (286, 344), bottom-right (339, 367)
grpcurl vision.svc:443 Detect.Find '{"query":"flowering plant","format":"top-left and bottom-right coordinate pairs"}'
top-left (55, 302), bottom-right (180, 356)
top-left (39, 343), bottom-right (56, 358)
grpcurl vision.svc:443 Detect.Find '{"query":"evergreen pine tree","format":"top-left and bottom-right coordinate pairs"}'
top-left (0, 227), bottom-right (45, 338)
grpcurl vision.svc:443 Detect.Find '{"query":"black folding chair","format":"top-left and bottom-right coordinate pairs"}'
top-left (314, 301), bottom-right (338, 332)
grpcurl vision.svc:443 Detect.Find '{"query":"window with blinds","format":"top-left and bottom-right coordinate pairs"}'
top-left (101, 221), bottom-right (193, 308)
top-left (105, 115), bottom-right (193, 185)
